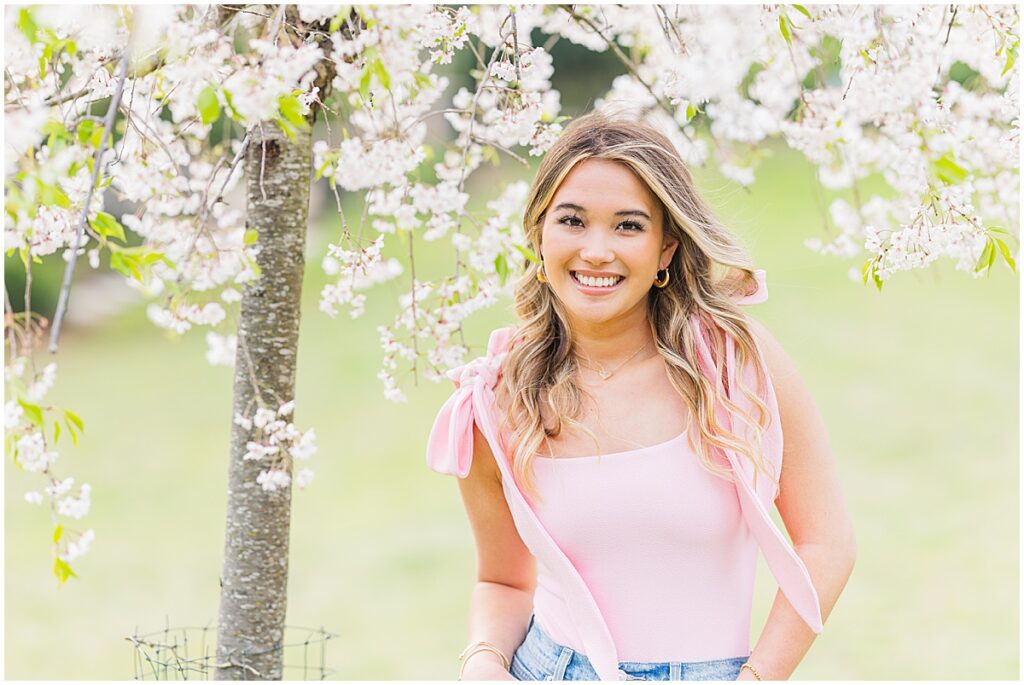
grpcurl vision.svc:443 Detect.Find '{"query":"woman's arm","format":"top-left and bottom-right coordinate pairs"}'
top-left (739, 319), bottom-right (858, 680)
top-left (455, 421), bottom-right (537, 680)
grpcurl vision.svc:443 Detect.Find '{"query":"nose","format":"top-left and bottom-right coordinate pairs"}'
top-left (578, 231), bottom-right (615, 265)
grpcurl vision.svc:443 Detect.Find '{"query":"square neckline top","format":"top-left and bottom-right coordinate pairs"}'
top-left (533, 426), bottom-right (690, 461)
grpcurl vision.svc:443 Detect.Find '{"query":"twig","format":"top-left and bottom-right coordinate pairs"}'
top-left (406, 225), bottom-right (419, 384)
top-left (511, 6), bottom-right (522, 84)
top-left (48, 51), bottom-right (130, 354)
top-left (4, 283), bottom-right (18, 360)
top-left (454, 16), bottom-right (514, 280)
top-left (559, 5), bottom-right (695, 145)
top-left (39, 56), bottom-right (120, 108)
top-left (175, 130), bottom-right (251, 284)
top-left (933, 6), bottom-right (959, 89)
top-left (117, 100), bottom-right (184, 176)
top-left (655, 5), bottom-right (687, 56)
top-left (215, 660), bottom-right (263, 678)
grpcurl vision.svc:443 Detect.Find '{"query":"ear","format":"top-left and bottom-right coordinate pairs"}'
top-left (659, 238), bottom-right (679, 270)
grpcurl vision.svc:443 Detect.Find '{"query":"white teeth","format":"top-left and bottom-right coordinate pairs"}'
top-left (573, 272), bottom-right (623, 288)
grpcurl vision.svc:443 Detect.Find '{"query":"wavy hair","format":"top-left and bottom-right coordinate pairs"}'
top-left (493, 108), bottom-right (777, 503)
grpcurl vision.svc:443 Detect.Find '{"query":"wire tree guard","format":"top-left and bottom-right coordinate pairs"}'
top-left (126, 619), bottom-right (337, 680)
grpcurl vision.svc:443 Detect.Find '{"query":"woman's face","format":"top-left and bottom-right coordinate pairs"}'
top-left (539, 158), bottom-right (678, 330)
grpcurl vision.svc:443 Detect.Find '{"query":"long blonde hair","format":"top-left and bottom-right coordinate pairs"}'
top-left (494, 108), bottom-right (776, 502)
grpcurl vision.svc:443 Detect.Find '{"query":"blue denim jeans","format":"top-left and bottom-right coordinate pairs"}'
top-left (510, 615), bottom-right (749, 681)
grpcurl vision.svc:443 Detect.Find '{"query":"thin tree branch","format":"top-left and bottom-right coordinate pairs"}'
top-left (174, 131), bottom-right (251, 287)
top-left (48, 51), bottom-right (130, 354)
top-left (4, 283), bottom-right (18, 360)
top-left (558, 5), bottom-right (695, 144)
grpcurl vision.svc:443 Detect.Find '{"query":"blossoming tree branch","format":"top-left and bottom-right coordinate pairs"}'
top-left (4, 3), bottom-right (1017, 677)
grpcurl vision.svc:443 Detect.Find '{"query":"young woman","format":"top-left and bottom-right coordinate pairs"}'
top-left (427, 110), bottom-right (856, 681)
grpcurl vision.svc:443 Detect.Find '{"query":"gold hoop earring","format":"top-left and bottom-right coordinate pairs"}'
top-left (537, 262), bottom-right (548, 284)
top-left (654, 268), bottom-right (670, 289)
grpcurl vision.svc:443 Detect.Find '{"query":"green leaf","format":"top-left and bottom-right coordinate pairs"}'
top-left (994, 237), bottom-right (1016, 271)
top-left (109, 251), bottom-right (128, 277)
top-left (792, 5), bottom-right (811, 19)
top-left (974, 239), bottom-right (995, 273)
top-left (42, 119), bottom-right (69, 146)
top-left (277, 94), bottom-right (307, 129)
top-left (53, 557), bottom-right (78, 583)
top-left (18, 400), bottom-right (44, 428)
top-left (243, 229), bottom-right (259, 245)
top-left (779, 15), bottom-right (792, 45)
top-left (38, 182), bottom-right (70, 209)
top-left (1002, 44), bottom-right (1017, 77)
top-left (91, 211), bottom-right (126, 243)
top-left (412, 71), bottom-right (432, 89)
top-left (53, 524), bottom-right (63, 544)
top-left (513, 243), bottom-right (540, 265)
top-left (63, 408), bottom-right (84, 432)
top-left (685, 103), bottom-right (697, 121)
top-left (63, 418), bottom-right (79, 447)
top-left (860, 258), bottom-right (873, 285)
top-left (932, 152), bottom-right (968, 185)
top-left (372, 59), bottom-right (391, 91)
top-left (198, 85), bottom-right (220, 125)
top-left (359, 66), bottom-right (373, 102)
top-left (276, 117), bottom-right (298, 143)
top-left (18, 8), bottom-right (38, 44)
top-left (221, 88), bottom-right (242, 122)
top-left (479, 145), bottom-right (499, 167)
top-left (76, 119), bottom-right (95, 145)
top-left (494, 253), bottom-right (509, 286)
top-left (53, 419), bottom-right (61, 445)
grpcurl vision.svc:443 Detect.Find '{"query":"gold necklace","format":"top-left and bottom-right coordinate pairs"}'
top-left (576, 340), bottom-right (651, 381)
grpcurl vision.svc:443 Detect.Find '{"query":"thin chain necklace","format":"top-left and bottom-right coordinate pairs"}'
top-left (575, 340), bottom-right (651, 381)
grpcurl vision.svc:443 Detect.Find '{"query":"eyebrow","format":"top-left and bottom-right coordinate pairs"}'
top-left (551, 202), bottom-right (652, 221)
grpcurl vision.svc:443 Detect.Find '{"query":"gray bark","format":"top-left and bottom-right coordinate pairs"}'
top-left (214, 119), bottom-right (310, 681)
top-left (212, 8), bottom-right (341, 679)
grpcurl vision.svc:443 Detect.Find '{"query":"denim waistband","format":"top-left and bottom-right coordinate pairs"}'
top-left (513, 614), bottom-right (750, 681)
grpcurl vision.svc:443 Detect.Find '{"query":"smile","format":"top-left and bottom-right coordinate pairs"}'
top-left (570, 271), bottom-right (625, 292)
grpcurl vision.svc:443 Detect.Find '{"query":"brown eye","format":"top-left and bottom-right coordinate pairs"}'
top-left (619, 221), bottom-right (644, 232)
top-left (557, 215), bottom-right (583, 227)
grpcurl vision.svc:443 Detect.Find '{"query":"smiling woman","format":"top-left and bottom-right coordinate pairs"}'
top-left (426, 108), bottom-right (856, 681)
top-left (538, 159), bottom-right (677, 336)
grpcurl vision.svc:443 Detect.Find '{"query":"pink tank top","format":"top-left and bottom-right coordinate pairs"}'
top-left (527, 422), bottom-right (757, 663)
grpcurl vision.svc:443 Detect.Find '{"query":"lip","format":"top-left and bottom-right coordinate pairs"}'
top-left (572, 269), bottom-right (625, 278)
top-left (570, 270), bottom-right (626, 294)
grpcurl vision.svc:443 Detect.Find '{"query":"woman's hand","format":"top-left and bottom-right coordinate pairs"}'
top-left (459, 653), bottom-right (516, 680)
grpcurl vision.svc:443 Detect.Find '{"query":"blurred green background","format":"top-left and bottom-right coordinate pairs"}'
top-left (4, 27), bottom-right (1019, 680)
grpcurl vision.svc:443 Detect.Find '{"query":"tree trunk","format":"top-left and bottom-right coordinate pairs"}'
top-left (214, 8), bottom-right (338, 679)
top-left (214, 119), bottom-right (311, 680)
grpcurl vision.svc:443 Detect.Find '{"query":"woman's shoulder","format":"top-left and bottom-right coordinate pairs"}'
top-left (426, 324), bottom-right (520, 478)
top-left (742, 316), bottom-right (795, 386)
top-left (444, 324), bottom-right (519, 390)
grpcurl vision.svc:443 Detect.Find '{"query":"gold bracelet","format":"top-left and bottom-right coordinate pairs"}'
top-left (458, 641), bottom-right (510, 679)
top-left (740, 662), bottom-right (763, 681)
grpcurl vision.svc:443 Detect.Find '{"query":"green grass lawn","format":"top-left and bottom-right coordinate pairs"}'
top-left (5, 144), bottom-right (1018, 679)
